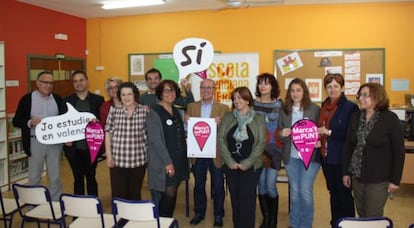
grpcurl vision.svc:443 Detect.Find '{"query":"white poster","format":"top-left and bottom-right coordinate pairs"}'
top-left (190, 52), bottom-right (259, 107)
top-left (35, 103), bottom-right (95, 144)
top-left (187, 117), bottom-right (217, 158)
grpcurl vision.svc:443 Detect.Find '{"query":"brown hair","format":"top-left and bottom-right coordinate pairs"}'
top-left (324, 73), bottom-right (345, 88)
top-left (231, 87), bottom-right (254, 109)
top-left (283, 78), bottom-right (312, 114)
top-left (155, 80), bottom-right (180, 100)
top-left (255, 73), bottom-right (280, 99)
top-left (357, 82), bottom-right (389, 111)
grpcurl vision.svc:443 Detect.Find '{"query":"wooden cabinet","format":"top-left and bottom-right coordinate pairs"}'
top-left (401, 141), bottom-right (414, 184)
top-left (28, 55), bottom-right (85, 98)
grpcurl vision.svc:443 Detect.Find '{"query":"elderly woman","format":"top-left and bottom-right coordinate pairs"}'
top-left (343, 83), bottom-right (405, 217)
top-left (149, 80), bottom-right (189, 217)
top-left (317, 73), bottom-right (358, 227)
top-left (219, 86), bottom-right (266, 228)
top-left (100, 77), bottom-right (123, 127)
top-left (104, 82), bottom-right (161, 200)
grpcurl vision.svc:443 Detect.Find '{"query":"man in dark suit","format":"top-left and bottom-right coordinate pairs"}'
top-left (63, 70), bottom-right (104, 196)
top-left (185, 79), bottom-right (229, 227)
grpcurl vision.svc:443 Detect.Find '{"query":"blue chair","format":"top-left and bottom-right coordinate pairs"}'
top-left (0, 190), bottom-right (19, 228)
top-left (12, 183), bottom-right (64, 228)
top-left (60, 193), bottom-right (115, 227)
top-left (112, 198), bottom-right (179, 228)
top-left (336, 216), bottom-right (393, 228)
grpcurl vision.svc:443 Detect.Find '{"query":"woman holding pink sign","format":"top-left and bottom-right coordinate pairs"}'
top-left (317, 73), bottom-right (358, 227)
top-left (279, 78), bottom-right (321, 228)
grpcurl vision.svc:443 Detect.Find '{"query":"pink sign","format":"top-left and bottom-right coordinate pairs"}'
top-left (192, 121), bottom-right (211, 151)
top-left (85, 121), bottom-right (104, 164)
top-left (195, 69), bottom-right (207, 79)
top-left (291, 119), bottom-right (319, 169)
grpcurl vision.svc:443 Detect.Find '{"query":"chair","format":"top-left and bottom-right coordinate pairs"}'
top-left (336, 216), bottom-right (393, 228)
top-left (60, 193), bottom-right (115, 227)
top-left (0, 190), bottom-right (19, 228)
top-left (112, 198), bottom-right (179, 228)
top-left (12, 183), bottom-right (64, 228)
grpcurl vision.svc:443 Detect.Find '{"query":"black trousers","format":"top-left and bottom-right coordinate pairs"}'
top-left (110, 166), bottom-right (146, 200)
top-left (65, 148), bottom-right (98, 196)
top-left (224, 166), bottom-right (262, 228)
top-left (321, 161), bottom-right (355, 227)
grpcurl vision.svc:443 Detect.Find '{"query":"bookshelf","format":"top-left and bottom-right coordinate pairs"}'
top-left (0, 41), bottom-right (8, 191)
top-left (7, 113), bottom-right (27, 184)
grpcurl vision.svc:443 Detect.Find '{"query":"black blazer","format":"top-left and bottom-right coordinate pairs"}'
top-left (343, 110), bottom-right (405, 185)
top-left (63, 92), bottom-right (104, 154)
top-left (64, 92), bottom-right (104, 121)
top-left (13, 92), bottom-right (67, 156)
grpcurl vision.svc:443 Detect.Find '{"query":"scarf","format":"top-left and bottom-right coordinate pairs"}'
top-left (348, 110), bottom-right (380, 178)
top-left (233, 108), bottom-right (256, 142)
top-left (317, 98), bottom-right (339, 160)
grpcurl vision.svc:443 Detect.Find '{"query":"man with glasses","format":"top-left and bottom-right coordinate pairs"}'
top-left (139, 68), bottom-right (194, 110)
top-left (63, 70), bottom-right (104, 196)
top-left (13, 71), bottom-right (67, 200)
top-left (185, 79), bottom-right (229, 227)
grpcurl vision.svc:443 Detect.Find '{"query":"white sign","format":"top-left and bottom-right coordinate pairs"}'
top-left (190, 52), bottom-right (259, 107)
top-left (187, 117), bottom-right (217, 158)
top-left (35, 103), bottom-right (96, 144)
top-left (173, 38), bottom-right (214, 81)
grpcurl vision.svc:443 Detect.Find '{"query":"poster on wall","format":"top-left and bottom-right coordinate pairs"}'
top-left (276, 52), bottom-right (303, 76)
top-left (190, 52), bottom-right (259, 106)
top-left (305, 78), bottom-right (322, 102)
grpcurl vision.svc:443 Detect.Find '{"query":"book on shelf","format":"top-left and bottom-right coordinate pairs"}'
top-left (7, 113), bottom-right (21, 138)
top-left (10, 159), bottom-right (28, 178)
top-left (0, 160), bottom-right (4, 184)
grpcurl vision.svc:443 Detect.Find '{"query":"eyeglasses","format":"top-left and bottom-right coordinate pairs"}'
top-left (38, 80), bottom-right (54, 86)
top-left (108, 86), bottom-right (119, 90)
top-left (356, 92), bottom-right (370, 99)
top-left (163, 88), bottom-right (176, 94)
top-left (200, 86), bottom-right (215, 90)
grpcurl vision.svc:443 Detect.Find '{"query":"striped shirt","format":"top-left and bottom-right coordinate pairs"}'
top-left (105, 104), bottom-right (148, 168)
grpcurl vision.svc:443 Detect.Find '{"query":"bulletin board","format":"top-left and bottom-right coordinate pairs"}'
top-left (128, 52), bottom-right (178, 92)
top-left (274, 48), bottom-right (385, 103)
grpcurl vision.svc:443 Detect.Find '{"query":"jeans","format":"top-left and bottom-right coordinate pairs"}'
top-left (192, 158), bottom-right (225, 217)
top-left (285, 158), bottom-right (320, 228)
top-left (258, 167), bottom-right (278, 197)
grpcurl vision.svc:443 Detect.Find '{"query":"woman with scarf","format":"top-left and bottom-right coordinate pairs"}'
top-left (218, 86), bottom-right (266, 228)
top-left (343, 83), bottom-right (405, 217)
top-left (317, 73), bottom-right (358, 227)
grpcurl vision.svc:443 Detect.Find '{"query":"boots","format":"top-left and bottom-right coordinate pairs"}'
top-left (259, 194), bottom-right (270, 228)
top-left (268, 195), bottom-right (279, 228)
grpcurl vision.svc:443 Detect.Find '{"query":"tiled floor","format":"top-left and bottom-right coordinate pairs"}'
top-left (2, 157), bottom-right (414, 227)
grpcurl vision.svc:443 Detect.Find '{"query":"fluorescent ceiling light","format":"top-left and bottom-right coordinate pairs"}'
top-left (102, 0), bottom-right (165, 10)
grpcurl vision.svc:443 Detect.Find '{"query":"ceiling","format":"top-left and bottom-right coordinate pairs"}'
top-left (18, 0), bottom-right (413, 19)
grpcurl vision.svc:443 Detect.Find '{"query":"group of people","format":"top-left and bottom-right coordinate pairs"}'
top-left (13, 68), bottom-right (405, 228)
